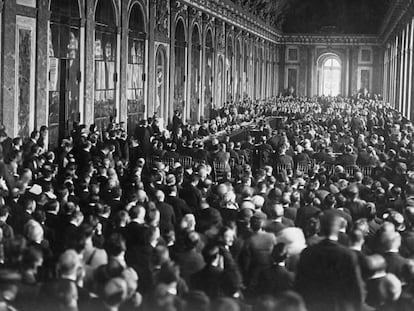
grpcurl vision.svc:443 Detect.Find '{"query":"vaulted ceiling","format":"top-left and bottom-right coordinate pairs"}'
top-left (235, 0), bottom-right (390, 34)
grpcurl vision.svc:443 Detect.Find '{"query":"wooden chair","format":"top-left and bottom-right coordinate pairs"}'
top-left (146, 156), bottom-right (161, 168)
top-left (162, 158), bottom-right (175, 170)
top-left (360, 166), bottom-right (373, 177)
top-left (344, 165), bottom-right (357, 176)
top-left (229, 158), bottom-right (236, 170)
top-left (179, 156), bottom-right (193, 169)
top-left (213, 161), bottom-right (227, 182)
top-left (276, 163), bottom-right (292, 175)
top-left (296, 162), bottom-right (310, 175)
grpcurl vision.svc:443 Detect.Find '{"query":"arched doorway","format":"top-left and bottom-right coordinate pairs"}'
top-left (94, 0), bottom-right (117, 130)
top-left (318, 54), bottom-right (342, 96)
top-left (127, 4), bottom-right (146, 134)
top-left (226, 38), bottom-right (233, 102)
top-left (155, 46), bottom-right (167, 120)
top-left (173, 19), bottom-right (186, 114)
top-left (204, 29), bottom-right (213, 119)
top-left (190, 24), bottom-right (201, 122)
top-left (217, 55), bottom-right (224, 108)
top-left (49, 0), bottom-right (80, 146)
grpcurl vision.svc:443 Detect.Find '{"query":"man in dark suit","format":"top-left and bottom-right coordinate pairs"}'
top-left (165, 185), bottom-right (192, 223)
top-left (179, 174), bottom-right (203, 211)
top-left (254, 136), bottom-right (274, 168)
top-left (337, 145), bottom-right (357, 167)
top-left (74, 141), bottom-right (92, 174)
top-left (37, 249), bottom-right (91, 310)
top-left (228, 141), bottom-right (240, 163)
top-left (172, 110), bottom-right (183, 133)
top-left (124, 205), bottom-right (148, 248)
top-left (23, 130), bottom-right (39, 159)
top-left (134, 120), bottom-right (151, 156)
top-left (241, 135), bottom-right (255, 152)
top-left (193, 141), bottom-right (209, 163)
top-left (154, 190), bottom-right (176, 234)
top-left (264, 203), bottom-right (293, 236)
top-left (381, 230), bottom-right (410, 282)
top-left (172, 231), bottom-right (205, 283)
top-left (9, 196), bottom-right (35, 235)
top-left (295, 211), bottom-right (364, 311)
top-left (254, 242), bottom-right (295, 297)
top-left (0, 127), bottom-right (13, 161)
top-left (164, 143), bottom-right (180, 161)
top-left (313, 145), bottom-right (335, 165)
top-left (190, 244), bottom-right (225, 299)
top-left (23, 145), bottom-right (42, 179)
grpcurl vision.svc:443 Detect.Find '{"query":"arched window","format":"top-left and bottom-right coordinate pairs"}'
top-left (174, 19), bottom-right (186, 113)
top-left (322, 57), bottom-right (341, 96)
top-left (217, 56), bottom-right (224, 107)
top-left (226, 38), bottom-right (233, 102)
top-left (259, 47), bottom-right (263, 99)
top-left (49, 0), bottom-right (80, 146)
top-left (243, 42), bottom-right (248, 97)
top-left (127, 4), bottom-right (146, 134)
top-left (94, 0), bottom-right (117, 130)
top-left (235, 40), bottom-right (241, 102)
top-left (190, 25), bottom-right (201, 122)
top-left (155, 46), bottom-right (167, 119)
top-left (204, 30), bottom-right (213, 119)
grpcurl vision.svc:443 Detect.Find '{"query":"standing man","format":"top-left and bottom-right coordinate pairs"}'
top-left (295, 211), bottom-right (364, 311)
top-left (134, 120), bottom-right (151, 157)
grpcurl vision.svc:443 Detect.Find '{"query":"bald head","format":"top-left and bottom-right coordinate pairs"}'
top-left (136, 190), bottom-right (148, 203)
top-left (155, 190), bottom-right (165, 202)
top-left (380, 230), bottom-right (401, 252)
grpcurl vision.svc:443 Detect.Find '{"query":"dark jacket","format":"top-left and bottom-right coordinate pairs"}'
top-left (156, 202), bottom-right (176, 233)
top-left (295, 239), bottom-right (364, 311)
top-left (383, 251), bottom-right (409, 281)
top-left (179, 183), bottom-right (203, 210)
top-left (255, 264), bottom-right (295, 296)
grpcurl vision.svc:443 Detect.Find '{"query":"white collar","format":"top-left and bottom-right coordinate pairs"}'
top-left (326, 236), bottom-right (338, 241)
top-left (370, 271), bottom-right (387, 279)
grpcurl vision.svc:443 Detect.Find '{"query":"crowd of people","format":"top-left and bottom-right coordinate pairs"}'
top-left (0, 95), bottom-right (412, 311)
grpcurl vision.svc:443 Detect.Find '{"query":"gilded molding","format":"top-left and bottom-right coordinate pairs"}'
top-left (281, 34), bottom-right (380, 46)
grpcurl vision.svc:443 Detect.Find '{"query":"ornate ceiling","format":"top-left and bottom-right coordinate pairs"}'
top-left (233, 0), bottom-right (293, 30)
top-left (232, 0), bottom-right (390, 34)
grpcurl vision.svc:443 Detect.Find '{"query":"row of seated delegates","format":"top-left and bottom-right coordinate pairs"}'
top-left (0, 96), bottom-right (412, 311)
